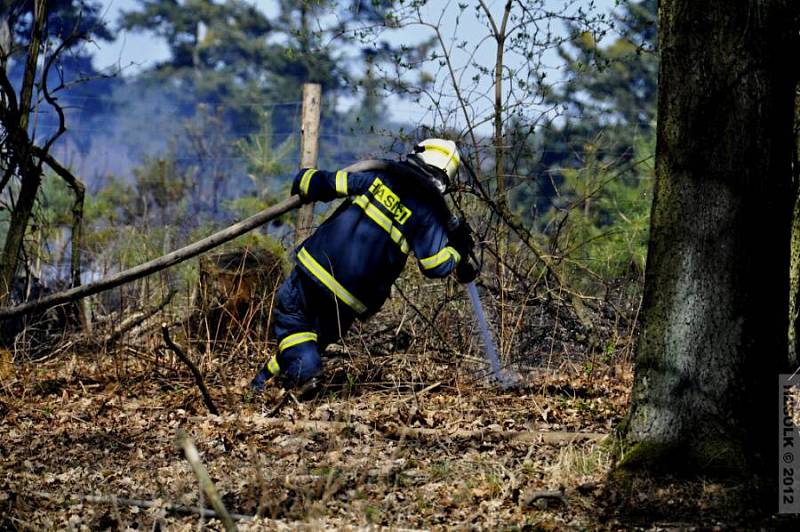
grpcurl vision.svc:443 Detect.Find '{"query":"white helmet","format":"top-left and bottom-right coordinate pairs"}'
top-left (412, 138), bottom-right (461, 192)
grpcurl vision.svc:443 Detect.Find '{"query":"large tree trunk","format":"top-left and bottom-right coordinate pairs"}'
top-left (790, 88), bottom-right (800, 365)
top-left (622, 0), bottom-right (798, 473)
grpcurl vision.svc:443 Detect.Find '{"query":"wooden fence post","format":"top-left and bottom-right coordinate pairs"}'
top-left (293, 83), bottom-right (322, 244)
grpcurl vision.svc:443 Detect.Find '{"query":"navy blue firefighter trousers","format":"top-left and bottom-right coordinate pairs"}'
top-left (252, 268), bottom-right (357, 389)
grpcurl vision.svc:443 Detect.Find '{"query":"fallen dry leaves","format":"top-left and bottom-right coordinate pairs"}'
top-left (0, 344), bottom-right (634, 530)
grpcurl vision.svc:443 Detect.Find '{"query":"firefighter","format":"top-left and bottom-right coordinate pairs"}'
top-left (251, 138), bottom-right (479, 391)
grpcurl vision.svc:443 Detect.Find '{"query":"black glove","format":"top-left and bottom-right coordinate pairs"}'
top-left (456, 257), bottom-right (480, 284)
top-left (448, 219), bottom-right (475, 259)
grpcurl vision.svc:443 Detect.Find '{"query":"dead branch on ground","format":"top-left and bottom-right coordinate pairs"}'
top-left (96, 290), bottom-right (177, 347)
top-left (162, 324), bottom-right (219, 415)
top-left (176, 429), bottom-right (237, 531)
top-left (30, 491), bottom-right (254, 523)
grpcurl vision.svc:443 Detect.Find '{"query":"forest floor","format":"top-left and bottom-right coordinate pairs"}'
top-left (0, 342), bottom-right (779, 531)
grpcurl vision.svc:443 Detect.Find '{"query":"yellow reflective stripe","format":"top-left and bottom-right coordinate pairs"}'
top-left (353, 195), bottom-right (410, 254)
top-left (423, 144), bottom-right (460, 171)
top-left (299, 168), bottom-right (317, 196)
top-left (335, 170), bottom-right (348, 197)
top-left (278, 331), bottom-right (318, 352)
top-left (445, 157), bottom-right (459, 176)
top-left (267, 355), bottom-right (281, 376)
top-left (297, 248), bottom-right (368, 314)
top-left (421, 246), bottom-right (461, 270)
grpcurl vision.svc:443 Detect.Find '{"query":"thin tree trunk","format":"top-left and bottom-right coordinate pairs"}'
top-left (493, 2), bottom-right (511, 212)
top-left (479, 0), bottom-right (513, 354)
top-left (0, 0), bottom-right (47, 305)
top-left (17, 0), bottom-right (45, 133)
top-left (0, 160), bottom-right (41, 304)
top-left (622, 0), bottom-right (798, 473)
top-left (36, 150), bottom-right (91, 330)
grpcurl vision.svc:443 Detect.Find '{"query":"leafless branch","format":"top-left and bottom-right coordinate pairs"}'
top-left (162, 323), bottom-right (219, 415)
top-left (176, 429), bottom-right (237, 531)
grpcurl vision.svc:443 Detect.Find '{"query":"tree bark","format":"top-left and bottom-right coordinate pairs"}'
top-left (622, 0), bottom-right (799, 474)
top-left (789, 88), bottom-right (800, 365)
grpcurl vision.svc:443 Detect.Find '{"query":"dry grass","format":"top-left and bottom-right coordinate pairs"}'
top-left (544, 442), bottom-right (613, 489)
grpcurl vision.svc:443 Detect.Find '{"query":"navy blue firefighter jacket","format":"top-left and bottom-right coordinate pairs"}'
top-left (290, 165), bottom-right (462, 317)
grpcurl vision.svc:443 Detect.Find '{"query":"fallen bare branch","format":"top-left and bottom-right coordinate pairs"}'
top-left (29, 490), bottom-right (254, 522)
top-left (176, 429), bottom-right (237, 531)
top-left (162, 323), bottom-right (219, 415)
top-left (0, 195), bottom-right (303, 321)
top-left (521, 489), bottom-right (567, 509)
top-left (102, 290), bottom-right (176, 346)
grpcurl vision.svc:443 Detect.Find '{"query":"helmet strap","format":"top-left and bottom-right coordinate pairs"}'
top-left (406, 154), bottom-right (450, 193)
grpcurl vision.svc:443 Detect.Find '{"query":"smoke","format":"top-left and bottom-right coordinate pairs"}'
top-left (47, 80), bottom-right (201, 189)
